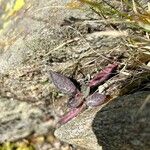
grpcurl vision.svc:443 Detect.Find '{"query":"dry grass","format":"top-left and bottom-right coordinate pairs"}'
top-left (65, 0), bottom-right (150, 68)
top-left (65, 0), bottom-right (150, 118)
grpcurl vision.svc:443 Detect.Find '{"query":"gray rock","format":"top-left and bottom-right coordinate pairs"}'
top-left (0, 96), bottom-right (54, 143)
top-left (55, 91), bottom-right (150, 150)
top-left (0, 0), bottom-right (149, 145)
top-left (0, 0), bottom-right (91, 74)
top-left (0, 0), bottom-right (95, 142)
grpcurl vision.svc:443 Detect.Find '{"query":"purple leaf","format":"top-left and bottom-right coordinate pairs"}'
top-left (50, 71), bottom-right (78, 96)
top-left (67, 92), bottom-right (84, 108)
top-left (86, 92), bottom-right (106, 107)
top-left (89, 63), bottom-right (118, 88)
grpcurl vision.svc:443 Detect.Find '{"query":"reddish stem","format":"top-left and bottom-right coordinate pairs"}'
top-left (89, 63), bottom-right (118, 88)
top-left (58, 103), bottom-right (86, 124)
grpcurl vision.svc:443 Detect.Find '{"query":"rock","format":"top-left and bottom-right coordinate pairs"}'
top-left (0, 0), bottom-right (92, 74)
top-left (0, 96), bottom-right (54, 143)
top-left (0, 0), bottom-right (149, 146)
top-left (0, 0), bottom-right (126, 109)
top-left (0, 0), bottom-right (98, 143)
top-left (55, 91), bottom-right (150, 150)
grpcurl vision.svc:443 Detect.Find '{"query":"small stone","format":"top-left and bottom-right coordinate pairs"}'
top-left (46, 134), bottom-right (56, 144)
top-left (61, 144), bottom-right (72, 150)
top-left (31, 136), bottom-right (45, 144)
top-left (53, 140), bottom-right (61, 149)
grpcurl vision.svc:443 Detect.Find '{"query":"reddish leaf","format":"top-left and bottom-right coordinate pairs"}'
top-left (50, 71), bottom-right (78, 96)
top-left (86, 92), bottom-right (106, 107)
top-left (89, 63), bottom-right (118, 88)
top-left (58, 103), bottom-right (86, 124)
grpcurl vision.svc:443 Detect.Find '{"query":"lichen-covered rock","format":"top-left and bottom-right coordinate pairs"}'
top-left (0, 0), bottom-right (94, 143)
top-left (0, 0), bottom-right (149, 146)
top-left (0, 0), bottom-right (90, 74)
top-left (0, 0), bottom-right (127, 108)
top-left (0, 96), bottom-right (55, 143)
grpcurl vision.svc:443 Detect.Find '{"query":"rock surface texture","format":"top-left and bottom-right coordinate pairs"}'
top-left (0, 0), bottom-right (94, 143)
top-left (0, 0), bottom-right (149, 149)
top-left (55, 91), bottom-right (150, 150)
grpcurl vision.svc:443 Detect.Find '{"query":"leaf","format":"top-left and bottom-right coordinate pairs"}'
top-left (89, 63), bottom-right (118, 88)
top-left (86, 92), bottom-right (106, 107)
top-left (58, 103), bottom-right (86, 124)
top-left (67, 92), bottom-right (84, 108)
top-left (50, 71), bottom-right (78, 96)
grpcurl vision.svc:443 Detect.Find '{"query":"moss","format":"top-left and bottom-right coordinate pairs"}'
top-left (0, 142), bottom-right (35, 150)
